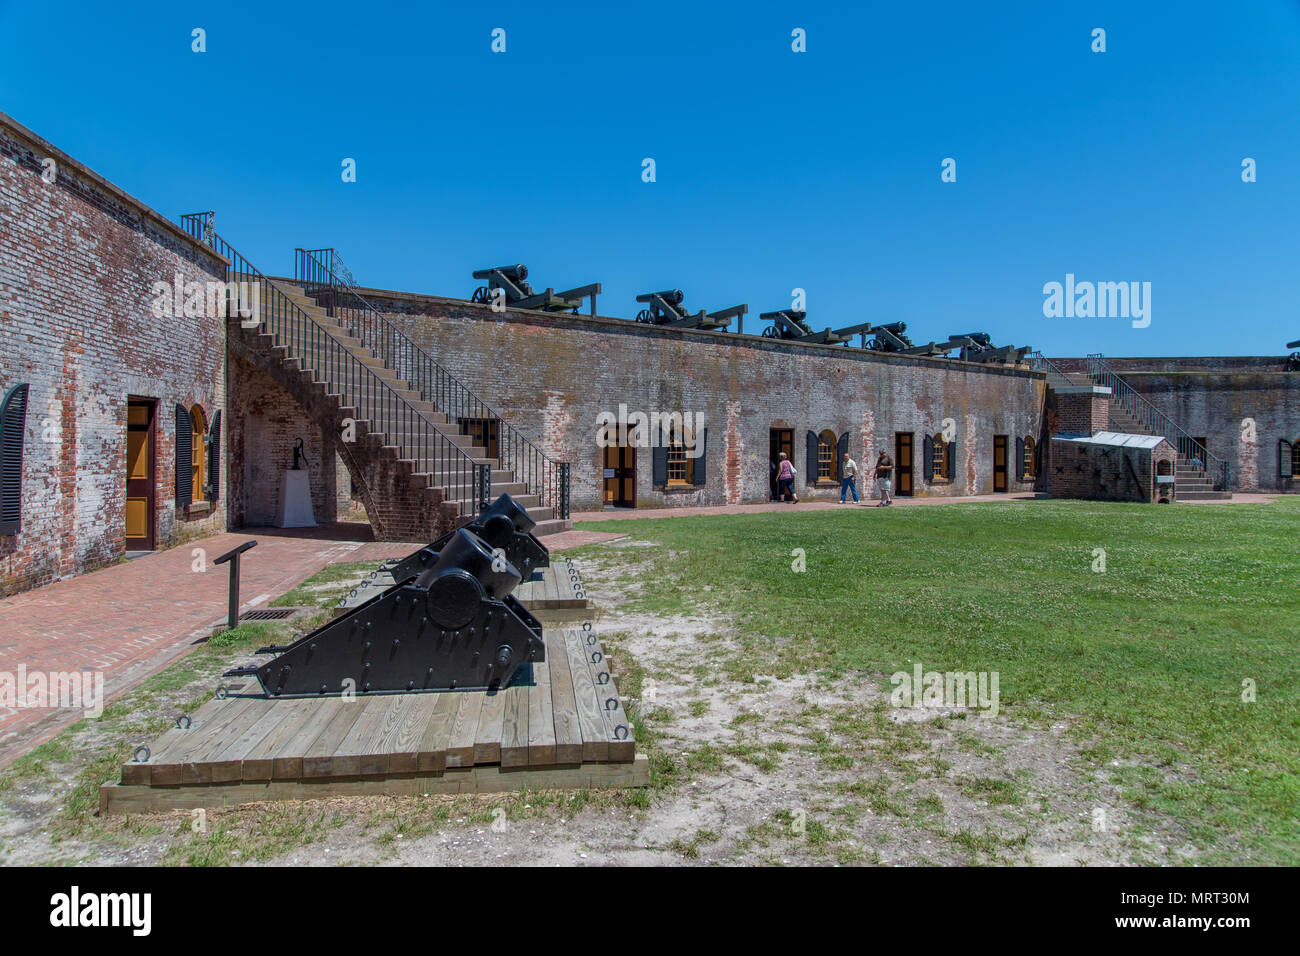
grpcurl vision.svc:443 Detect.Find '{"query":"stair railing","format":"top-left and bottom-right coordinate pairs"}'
top-left (1085, 353), bottom-right (1230, 491)
top-left (180, 213), bottom-right (490, 518)
top-left (1025, 351), bottom-right (1076, 390)
top-left (294, 247), bottom-right (569, 520)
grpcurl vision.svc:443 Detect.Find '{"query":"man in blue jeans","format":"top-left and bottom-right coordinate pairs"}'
top-left (840, 452), bottom-right (859, 503)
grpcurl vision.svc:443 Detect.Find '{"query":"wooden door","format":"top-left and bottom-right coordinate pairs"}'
top-left (602, 443), bottom-right (635, 508)
top-left (126, 399), bottom-right (156, 550)
top-left (895, 432), bottom-right (913, 496)
top-left (993, 435), bottom-right (1008, 492)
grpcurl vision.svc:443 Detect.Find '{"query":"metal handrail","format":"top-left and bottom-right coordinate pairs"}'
top-left (293, 247), bottom-right (569, 519)
top-left (1085, 353), bottom-right (1230, 491)
top-left (180, 213), bottom-right (491, 518)
top-left (1025, 351), bottom-right (1075, 389)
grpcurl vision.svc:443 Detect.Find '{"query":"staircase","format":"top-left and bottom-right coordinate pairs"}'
top-left (181, 215), bottom-right (571, 539)
top-left (1029, 352), bottom-right (1230, 501)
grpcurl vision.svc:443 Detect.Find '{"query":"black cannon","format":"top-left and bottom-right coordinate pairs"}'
top-left (226, 501), bottom-right (546, 697)
top-left (635, 289), bottom-right (746, 331)
top-left (1288, 339), bottom-right (1300, 372)
top-left (388, 493), bottom-right (549, 587)
top-left (867, 322), bottom-right (915, 352)
top-left (760, 309), bottom-right (873, 346)
top-left (472, 263), bottom-right (600, 315)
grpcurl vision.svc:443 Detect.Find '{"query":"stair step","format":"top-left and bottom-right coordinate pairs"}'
top-left (532, 518), bottom-right (573, 537)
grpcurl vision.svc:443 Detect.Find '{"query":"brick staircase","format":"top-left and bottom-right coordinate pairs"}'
top-left (183, 215), bottom-right (570, 540)
top-left (274, 281), bottom-right (568, 532)
top-left (1047, 362), bottom-right (1231, 501)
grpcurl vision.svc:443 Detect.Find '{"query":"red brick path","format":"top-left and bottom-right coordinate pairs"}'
top-left (0, 530), bottom-right (414, 768)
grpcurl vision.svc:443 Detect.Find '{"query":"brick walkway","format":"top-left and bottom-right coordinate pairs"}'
top-left (0, 529), bottom-right (416, 769)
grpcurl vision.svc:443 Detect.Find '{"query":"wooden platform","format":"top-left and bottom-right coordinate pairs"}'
top-left (334, 558), bottom-right (594, 623)
top-left (101, 624), bottom-right (645, 813)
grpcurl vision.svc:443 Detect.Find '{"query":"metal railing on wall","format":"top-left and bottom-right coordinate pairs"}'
top-left (293, 247), bottom-right (569, 520)
top-left (180, 213), bottom-right (490, 518)
top-left (1085, 353), bottom-right (1230, 491)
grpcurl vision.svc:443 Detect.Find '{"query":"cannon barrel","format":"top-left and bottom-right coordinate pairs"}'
top-left (759, 308), bottom-right (807, 320)
top-left (388, 493), bottom-right (548, 587)
top-left (637, 289), bottom-right (684, 306)
top-left (236, 523), bottom-right (545, 696)
top-left (473, 264), bottom-right (528, 281)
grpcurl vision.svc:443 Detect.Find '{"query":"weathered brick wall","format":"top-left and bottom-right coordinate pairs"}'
top-left (0, 114), bottom-right (227, 596)
top-left (1052, 387), bottom-right (1111, 435)
top-left (359, 290), bottom-right (1047, 510)
top-left (1050, 357), bottom-right (1300, 491)
top-left (227, 320), bottom-right (455, 541)
top-left (227, 352), bottom-right (338, 527)
top-left (1048, 438), bottom-right (1175, 503)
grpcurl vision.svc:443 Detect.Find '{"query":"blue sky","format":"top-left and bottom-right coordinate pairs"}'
top-left (2, 0), bottom-right (1298, 356)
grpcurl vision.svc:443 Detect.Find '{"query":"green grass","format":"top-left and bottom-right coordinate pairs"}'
top-left (574, 497), bottom-right (1300, 864)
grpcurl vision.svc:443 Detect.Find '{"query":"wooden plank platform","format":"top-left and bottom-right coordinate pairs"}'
top-left (333, 560), bottom-right (594, 623)
top-left (102, 621), bottom-right (645, 814)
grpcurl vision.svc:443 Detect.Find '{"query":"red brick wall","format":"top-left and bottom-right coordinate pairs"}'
top-left (1051, 387), bottom-right (1111, 435)
top-left (227, 352), bottom-right (338, 528)
top-left (0, 115), bottom-right (228, 596)
top-left (1048, 438), bottom-right (1175, 502)
top-left (358, 290), bottom-right (1048, 510)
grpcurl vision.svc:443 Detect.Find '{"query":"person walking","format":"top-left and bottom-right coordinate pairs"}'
top-left (776, 452), bottom-right (798, 503)
top-left (840, 452), bottom-right (859, 503)
top-left (875, 449), bottom-right (894, 506)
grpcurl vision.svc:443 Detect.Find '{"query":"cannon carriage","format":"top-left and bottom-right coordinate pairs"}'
top-left (471, 263), bottom-right (600, 315)
top-left (634, 288), bottom-right (746, 331)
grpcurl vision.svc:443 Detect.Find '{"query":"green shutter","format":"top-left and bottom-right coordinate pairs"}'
top-left (207, 410), bottom-right (222, 503)
top-left (692, 428), bottom-right (707, 486)
top-left (0, 384), bottom-right (30, 536)
top-left (1281, 439), bottom-right (1294, 479)
top-left (947, 438), bottom-right (958, 481)
top-left (175, 404), bottom-right (193, 509)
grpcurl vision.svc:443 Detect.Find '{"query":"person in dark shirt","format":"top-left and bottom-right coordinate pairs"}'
top-left (874, 450), bottom-right (894, 506)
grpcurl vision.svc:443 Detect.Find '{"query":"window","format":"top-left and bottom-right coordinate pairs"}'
top-left (932, 434), bottom-right (947, 480)
top-left (190, 405), bottom-right (207, 503)
top-left (817, 430), bottom-right (836, 481)
top-left (1295, 441), bottom-right (1300, 477)
top-left (666, 427), bottom-right (690, 484)
top-left (654, 424), bottom-right (707, 488)
top-left (1022, 436), bottom-right (1036, 480)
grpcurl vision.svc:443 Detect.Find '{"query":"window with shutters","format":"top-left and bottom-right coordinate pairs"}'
top-left (932, 434), bottom-right (947, 480)
top-left (190, 405), bottom-right (207, 504)
top-left (1022, 436), bottom-right (1036, 480)
top-left (817, 430), bottom-right (836, 481)
top-left (1294, 440), bottom-right (1300, 477)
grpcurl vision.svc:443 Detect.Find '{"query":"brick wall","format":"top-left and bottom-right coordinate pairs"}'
top-left (1051, 386), bottom-right (1111, 435)
top-left (227, 352), bottom-right (338, 527)
top-left (0, 114), bottom-right (228, 596)
top-left (1051, 358), bottom-right (1300, 491)
top-left (355, 289), bottom-right (1047, 511)
top-left (1048, 438), bottom-right (1175, 503)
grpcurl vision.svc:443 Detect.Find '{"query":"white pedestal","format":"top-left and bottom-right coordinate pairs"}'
top-left (275, 469), bottom-right (317, 528)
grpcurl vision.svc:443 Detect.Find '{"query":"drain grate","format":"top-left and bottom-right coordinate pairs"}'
top-left (239, 608), bottom-right (300, 622)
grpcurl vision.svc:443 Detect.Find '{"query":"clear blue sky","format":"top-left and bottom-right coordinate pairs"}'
top-left (2, 0), bottom-right (1298, 356)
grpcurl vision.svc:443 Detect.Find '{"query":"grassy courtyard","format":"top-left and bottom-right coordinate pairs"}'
top-left (573, 497), bottom-right (1300, 864)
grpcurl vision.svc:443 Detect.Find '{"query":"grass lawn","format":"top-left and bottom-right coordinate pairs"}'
top-left (573, 497), bottom-right (1300, 864)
